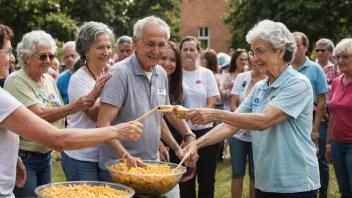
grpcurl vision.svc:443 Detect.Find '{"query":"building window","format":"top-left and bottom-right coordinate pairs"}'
top-left (198, 27), bottom-right (210, 49)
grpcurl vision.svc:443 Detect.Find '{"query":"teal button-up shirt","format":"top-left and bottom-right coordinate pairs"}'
top-left (236, 66), bottom-right (320, 193)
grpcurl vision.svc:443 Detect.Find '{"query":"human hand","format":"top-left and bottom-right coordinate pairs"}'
top-left (159, 142), bottom-right (170, 162)
top-left (89, 73), bottom-right (112, 99)
top-left (325, 144), bottom-right (332, 163)
top-left (311, 128), bottom-right (319, 151)
top-left (75, 94), bottom-right (96, 111)
top-left (183, 142), bottom-right (199, 168)
top-left (125, 155), bottom-right (148, 169)
top-left (187, 108), bottom-right (215, 126)
top-left (174, 147), bottom-right (185, 161)
top-left (115, 121), bottom-right (143, 141)
top-left (16, 157), bottom-right (27, 188)
top-left (225, 80), bottom-right (234, 90)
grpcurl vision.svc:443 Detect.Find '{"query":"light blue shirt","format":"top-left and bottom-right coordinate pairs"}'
top-left (56, 70), bottom-right (72, 105)
top-left (295, 56), bottom-right (328, 103)
top-left (236, 66), bottom-right (320, 193)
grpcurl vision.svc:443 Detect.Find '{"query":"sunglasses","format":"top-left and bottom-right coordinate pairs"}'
top-left (315, 49), bottom-right (327, 53)
top-left (34, 53), bottom-right (56, 61)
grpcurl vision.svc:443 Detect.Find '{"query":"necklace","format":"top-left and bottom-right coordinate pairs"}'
top-left (85, 63), bottom-right (104, 81)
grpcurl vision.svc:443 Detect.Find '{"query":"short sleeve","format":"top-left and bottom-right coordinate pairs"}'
top-left (4, 75), bottom-right (41, 107)
top-left (68, 76), bottom-right (92, 103)
top-left (315, 66), bottom-right (328, 95)
top-left (269, 79), bottom-right (312, 119)
top-left (100, 70), bottom-right (127, 108)
top-left (205, 70), bottom-right (220, 97)
top-left (0, 89), bottom-right (23, 122)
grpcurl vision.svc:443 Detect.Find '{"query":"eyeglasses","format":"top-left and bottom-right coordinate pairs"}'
top-left (249, 48), bottom-right (272, 58)
top-left (34, 53), bottom-right (56, 61)
top-left (315, 49), bottom-right (327, 53)
top-left (138, 39), bottom-right (169, 51)
top-left (333, 55), bottom-right (351, 61)
top-left (0, 47), bottom-right (13, 57)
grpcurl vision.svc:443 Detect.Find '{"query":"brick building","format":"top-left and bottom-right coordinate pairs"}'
top-left (179, 0), bottom-right (232, 53)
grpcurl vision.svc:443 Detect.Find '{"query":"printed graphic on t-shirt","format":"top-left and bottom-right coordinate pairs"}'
top-left (196, 80), bottom-right (201, 84)
top-left (38, 93), bottom-right (61, 108)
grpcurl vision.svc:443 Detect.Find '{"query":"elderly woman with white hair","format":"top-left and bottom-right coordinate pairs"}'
top-left (4, 30), bottom-right (111, 197)
top-left (183, 20), bottom-right (320, 197)
top-left (326, 38), bottom-right (352, 198)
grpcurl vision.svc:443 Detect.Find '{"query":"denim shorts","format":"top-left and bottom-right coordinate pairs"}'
top-left (229, 137), bottom-right (254, 179)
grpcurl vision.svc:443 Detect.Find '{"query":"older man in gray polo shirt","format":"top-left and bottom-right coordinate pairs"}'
top-left (97, 16), bottom-right (194, 191)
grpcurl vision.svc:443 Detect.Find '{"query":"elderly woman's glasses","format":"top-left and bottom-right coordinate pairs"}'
top-left (34, 53), bottom-right (56, 61)
top-left (333, 55), bottom-right (351, 61)
top-left (249, 48), bottom-right (272, 58)
top-left (138, 39), bottom-right (169, 51)
top-left (0, 47), bottom-right (13, 57)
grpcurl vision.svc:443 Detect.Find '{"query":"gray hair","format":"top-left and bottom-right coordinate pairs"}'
top-left (246, 20), bottom-right (297, 63)
top-left (334, 38), bottom-right (352, 55)
top-left (316, 38), bottom-right (335, 52)
top-left (16, 30), bottom-right (57, 68)
top-left (133, 16), bottom-right (170, 40)
top-left (116, 35), bottom-right (132, 47)
top-left (62, 41), bottom-right (76, 51)
top-left (74, 21), bottom-right (114, 71)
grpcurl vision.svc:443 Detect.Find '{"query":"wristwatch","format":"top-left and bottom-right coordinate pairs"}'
top-left (183, 132), bottom-right (196, 140)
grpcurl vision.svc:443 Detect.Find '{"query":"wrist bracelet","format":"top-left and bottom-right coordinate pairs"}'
top-left (183, 132), bottom-right (196, 140)
top-left (326, 144), bottom-right (331, 148)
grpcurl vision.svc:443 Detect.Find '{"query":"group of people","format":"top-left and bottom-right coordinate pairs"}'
top-left (0, 15), bottom-right (351, 198)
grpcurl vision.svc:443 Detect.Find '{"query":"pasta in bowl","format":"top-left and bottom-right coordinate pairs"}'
top-left (34, 181), bottom-right (134, 198)
top-left (106, 160), bottom-right (186, 196)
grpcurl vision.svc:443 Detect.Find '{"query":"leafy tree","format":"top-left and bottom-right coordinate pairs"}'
top-left (60, 0), bottom-right (130, 37)
top-left (125, 0), bottom-right (181, 41)
top-left (224, 0), bottom-right (352, 51)
top-left (0, 0), bottom-right (78, 48)
top-left (0, 0), bottom-right (181, 51)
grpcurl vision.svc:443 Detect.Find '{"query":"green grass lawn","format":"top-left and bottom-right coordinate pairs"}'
top-left (52, 152), bottom-right (341, 197)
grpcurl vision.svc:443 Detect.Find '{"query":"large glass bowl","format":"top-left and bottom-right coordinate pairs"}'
top-left (106, 160), bottom-right (186, 197)
top-left (34, 181), bottom-right (135, 198)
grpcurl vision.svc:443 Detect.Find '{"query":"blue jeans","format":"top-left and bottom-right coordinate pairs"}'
top-left (229, 137), bottom-right (254, 179)
top-left (61, 152), bottom-right (103, 181)
top-left (98, 168), bottom-right (114, 182)
top-left (13, 150), bottom-right (52, 197)
top-left (331, 140), bottom-right (352, 198)
top-left (317, 120), bottom-right (329, 197)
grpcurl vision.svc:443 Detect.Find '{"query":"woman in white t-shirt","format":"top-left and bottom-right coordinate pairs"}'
top-left (220, 50), bottom-right (248, 111)
top-left (179, 36), bottom-right (220, 198)
top-left (0, 24), bottom-right (142, 198)
top-left (62, 22), bottom-right (114, 181)
top-left (229, 54), bottom-right (266, 198)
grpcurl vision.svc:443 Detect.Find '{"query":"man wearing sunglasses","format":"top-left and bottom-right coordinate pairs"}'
top-left (316, 38), bottom-right (339, 84)
top-left (291, 32), bottom-right (329, 198)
